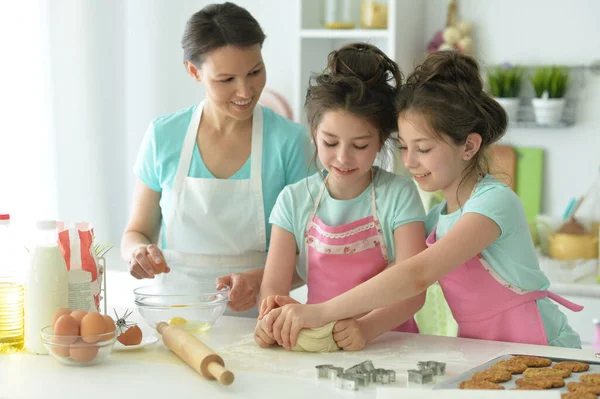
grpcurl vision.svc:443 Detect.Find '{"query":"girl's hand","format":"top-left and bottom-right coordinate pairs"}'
top-left (254, 318), bottom-right (277, 348)
top-left (258, 295), bottom-right (299, 320)
top-left (332, 319), bottom-right (367, 351)
top-left (216, 272), bottom-right (260, 312)
top-left (263, 303), bottom-right (327, 350)
top-left (129, 244), bottom-right (170, 279)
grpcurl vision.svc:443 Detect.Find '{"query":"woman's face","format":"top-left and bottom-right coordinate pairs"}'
top-left (187, 44), bottom-right (266, 121)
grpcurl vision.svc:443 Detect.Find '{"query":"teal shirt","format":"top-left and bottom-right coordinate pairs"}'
top-left (134, 105), bottom-right (313, 250)
top-left (426, 174), bottom-right (581, 348)
top-left (270, 168), bottom-right (426, 280)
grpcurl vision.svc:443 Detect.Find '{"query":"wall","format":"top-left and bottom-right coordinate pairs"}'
top-left (425, 0), bottom-right (600, 217)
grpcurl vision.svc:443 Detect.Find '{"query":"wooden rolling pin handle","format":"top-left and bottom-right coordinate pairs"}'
top-left (156, 322), bottom-right (235, 385)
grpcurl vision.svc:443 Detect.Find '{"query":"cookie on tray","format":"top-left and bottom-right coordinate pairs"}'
top-left (510, 355), bottom-right (553, 367)
top-left (524, 367), bottom-right (571, 378)
top-left (515, 376), bottom-right (565, 389)
top-left (472, 369), bottom-right (512, 383)
top-left (567, 382), bottom-right (600, 395)
top-left (553, 361), bottom-right (590, 373)
top-left (561, 393), bottom-right (598, 399)
top-left (579, 373), bottom-right (600, 384)
top-left (491, 359), bottom-right (528, 374)
top-left (458, 380), bottom-right (505, 390)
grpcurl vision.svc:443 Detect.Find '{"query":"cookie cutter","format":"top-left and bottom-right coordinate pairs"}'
top-left (408, 368), bottom-right (434, 384)
top-left (335, 375), bottom-right (358, 391)
top-left (328, 366), bottom-right (344, 380)
top-left (315, 364), bottom-right (334, 379)
top-left (417, 360), bottom-right (446, 376)
top-left (345, 360), bottom-right (375, 374)
top-left (340, 372), bottom-right (370, 387)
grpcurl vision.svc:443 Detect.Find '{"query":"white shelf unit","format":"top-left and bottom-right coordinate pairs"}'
top-left (294, 0), bottom-right (425, 177)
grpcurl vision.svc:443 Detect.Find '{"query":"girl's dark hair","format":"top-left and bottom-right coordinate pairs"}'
top-left (396, 51), bottom-right (507, 198)
top-left (305, 42), bottom-right (403, 173)
top-left (181, 2), bottom-right (266, 66)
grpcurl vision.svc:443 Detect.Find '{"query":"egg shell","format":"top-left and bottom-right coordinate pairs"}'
top-left (80, 312), bottom-right (106, 343)
top-left (101, 315), bottom-right (116, 341)
top-left (54, 315), bottom-right (80, 344)
top-left (69, 340), bottom-right (99, 363)
top-left (146, 253), bottom-right (166, 274)
top-left (117, 325), bottom-right (143, 346)
top-left (52, 308), bottom-right (72, 328)
top-left (71, 310), bottom-right (87, 323)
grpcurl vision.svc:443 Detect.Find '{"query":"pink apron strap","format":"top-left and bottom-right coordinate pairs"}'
top-left (547, 291), bottom-right (584, 312)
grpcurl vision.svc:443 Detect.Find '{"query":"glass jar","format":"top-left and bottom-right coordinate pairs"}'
top-left (361, 0), bottom-right (388, 29)
top-left (324, 0), bottom-right (355, 29)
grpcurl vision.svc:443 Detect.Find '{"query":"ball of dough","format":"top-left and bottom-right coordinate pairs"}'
top-left (291, 322), bottom-right (340, 353)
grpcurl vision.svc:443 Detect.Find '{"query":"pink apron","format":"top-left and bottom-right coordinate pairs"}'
top-left (426, 229), bottom-right (583, 345)
top-left (304, 171), bottom-right (419, 333)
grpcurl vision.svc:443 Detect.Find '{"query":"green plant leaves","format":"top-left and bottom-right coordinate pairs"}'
top-left (529, 66), bottom-right (569, 98)
top-left (487, 66), bottom-right (523, 98)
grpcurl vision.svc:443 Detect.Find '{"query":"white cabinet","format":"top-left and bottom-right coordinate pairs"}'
top-left (294, 0), bottom-right (425, 176)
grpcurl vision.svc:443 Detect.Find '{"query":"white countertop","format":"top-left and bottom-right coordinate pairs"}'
top-left (550, 275), bottom-right (600, 298)
top-left (2, 311), bottom-right (599, 399)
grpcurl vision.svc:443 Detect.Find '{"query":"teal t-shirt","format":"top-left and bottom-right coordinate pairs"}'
top-left (426, 174), bottom-right (581, 348)
top-left (270, 168), bottom-right (426, 280)
top-left (134, 105), bottom-right (313, 250)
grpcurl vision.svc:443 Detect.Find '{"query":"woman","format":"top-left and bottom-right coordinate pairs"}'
top-left (121, 2), bottom-right (310, 317)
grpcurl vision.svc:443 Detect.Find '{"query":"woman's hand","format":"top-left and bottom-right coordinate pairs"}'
top-left (332, 319), bottom-right (367, 351)
top-left (254, 318), bottom-right (277, 348)
top-left (129, 244), bottom-right (170, 279)
top-left (263, 303), bottom-right (327, 350)
top-left (258, 295), bottom-right (299, 320)
top-left (216, 272), bottom-right (260, 312)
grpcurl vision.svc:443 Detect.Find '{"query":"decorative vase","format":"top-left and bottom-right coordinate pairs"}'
top-left (532, 98), bottom-right (566, 125)
top-left (494, 97), bottom-right (520, 123)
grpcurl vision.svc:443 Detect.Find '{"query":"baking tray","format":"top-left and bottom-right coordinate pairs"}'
top-left (434, 353), bottom-right (600, 394)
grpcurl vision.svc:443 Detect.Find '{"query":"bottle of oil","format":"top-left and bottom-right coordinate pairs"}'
top-left (0, 214), bottom-right (25, 354)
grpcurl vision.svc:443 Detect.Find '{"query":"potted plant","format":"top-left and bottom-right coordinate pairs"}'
top-left (529, 66), bottom-right (569, 125)
top-left (487, 64), bottom-right (523, 123)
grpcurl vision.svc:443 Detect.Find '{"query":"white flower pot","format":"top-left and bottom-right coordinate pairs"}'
top-left (494, 97), bottom-right (520, 123)
top-left (532, 98), bottom-right (566, 125)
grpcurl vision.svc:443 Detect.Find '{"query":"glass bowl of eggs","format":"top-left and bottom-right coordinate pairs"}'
top-left (40, 309), bottom-right (117, 366)
top-left (134, 282), bottom-right (229, 333)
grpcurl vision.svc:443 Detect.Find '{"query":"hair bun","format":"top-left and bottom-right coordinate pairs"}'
top-left (408, 51), bottom-right (483, 95)
top-left (326, 43), bottom-right (402, 91)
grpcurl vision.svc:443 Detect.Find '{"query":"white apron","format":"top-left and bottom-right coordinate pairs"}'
top-left (161, 101), bottom-right (267, 317)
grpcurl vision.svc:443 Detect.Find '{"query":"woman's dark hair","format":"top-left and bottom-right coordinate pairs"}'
top-left (181, 2), bottom-right (266, 66)
top-left (305, 42), bottom-right (403, 173)
top-left (396, 51), bottom-right (507, 199)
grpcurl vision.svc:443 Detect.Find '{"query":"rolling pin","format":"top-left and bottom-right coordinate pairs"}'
top-left (156, 322), bottom-right (234, 385)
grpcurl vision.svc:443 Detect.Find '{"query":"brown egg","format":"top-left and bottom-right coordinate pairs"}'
top-left (80, 312), bottom-right (106, 343)
top-left (117, 325), bottom-right (143, 346)
top-left (101, 315), bottom-right (116, 341)
top-left (146, 253), bottom-right (166, 274)
top-left (52, 308), bottom-right (72, 328)
top-left (50, 338), bottom-right (71, 357)
top-left (69, 339), bottom-right (99, 363)
top-left (54, 315), bottom-right (79, 344)
top-left (70, 310), bottom-right (87, 323)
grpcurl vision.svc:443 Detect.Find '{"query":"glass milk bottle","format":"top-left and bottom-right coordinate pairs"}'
top-left (24, 220), bottom-right (68, 354)
top-left (0, 214), bottom-right (25, 354)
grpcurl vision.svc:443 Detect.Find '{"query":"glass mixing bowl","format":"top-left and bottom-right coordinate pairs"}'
top-left (40, 326), bottom-right (116, 366)
top-left (134, 282), bottom-right (229, 333)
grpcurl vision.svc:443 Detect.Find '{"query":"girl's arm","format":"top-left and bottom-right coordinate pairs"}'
top-left (322, 212), bottom-right (501, 322)
top-left (257, 225), bottom-right (299, 305)
top-left (355, 222), bottom-right (427, 342)
top-left (265, 212), bottom-right (501, 349)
